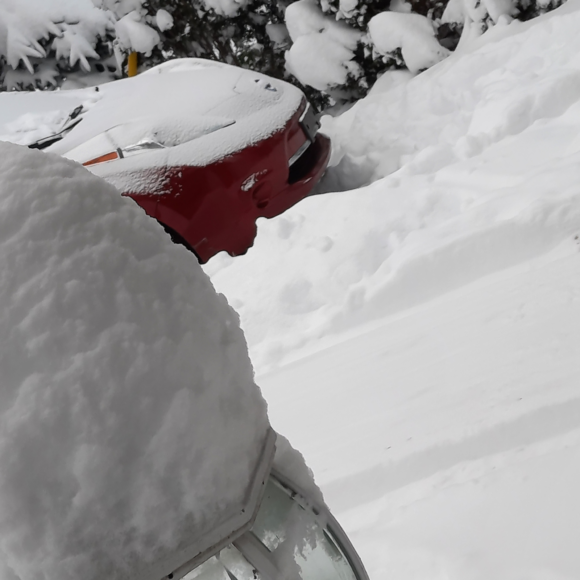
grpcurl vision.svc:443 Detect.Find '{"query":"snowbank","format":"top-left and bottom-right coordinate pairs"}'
top-left (0, 143), bottom-right (269, 580)
top-left (326, 0), bottom-right (580, 188)
top-left (204, 0), bottom-right (580, 373)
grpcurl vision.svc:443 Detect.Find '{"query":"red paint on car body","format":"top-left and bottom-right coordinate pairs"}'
top-left (125, 107), bottom-right (331, 263)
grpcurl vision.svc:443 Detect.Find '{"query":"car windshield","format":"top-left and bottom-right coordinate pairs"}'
top-left (183, 473), bottom-right (365, 580)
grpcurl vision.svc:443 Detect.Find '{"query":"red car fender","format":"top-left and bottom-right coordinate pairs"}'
top-left (126, 107), bottom-right (330, 263)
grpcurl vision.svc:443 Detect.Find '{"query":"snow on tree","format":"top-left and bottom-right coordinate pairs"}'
top-left (0, 0), bottom-right (571, 105)
top-left (284, 0), bottom-right (362, 98)
top-left (440, 0), bottom-right (567, 47)
top-left (0, 0), bottom-right (118, 90)
top-left (368, 11), bottom-right (449, 73)
top-left (281, 0), bottom-right (450, 103)
top-left (136, 1), bottom-right (290, 84)
top-left (283, 0), bottom-right (570, 105)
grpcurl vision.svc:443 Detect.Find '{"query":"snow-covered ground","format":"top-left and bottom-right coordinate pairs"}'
top-left (1, 1), bottom-right (580, 578)
top-left (207, 2), bottom-right (580, 578)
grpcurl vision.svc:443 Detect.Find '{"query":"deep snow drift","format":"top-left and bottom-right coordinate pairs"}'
top-left (0, 143), bottom-right (269, 580)
top-left (205, 0), bottom-right (580, 373)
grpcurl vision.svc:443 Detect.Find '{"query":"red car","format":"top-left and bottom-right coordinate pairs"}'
top-left (42, 59), bottom-right (331, 263)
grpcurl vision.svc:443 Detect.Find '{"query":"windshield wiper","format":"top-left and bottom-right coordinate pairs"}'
top-left (28, 105), bottom-right (84, 150)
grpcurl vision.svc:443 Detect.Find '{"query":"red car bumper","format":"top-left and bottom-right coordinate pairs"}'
top-left (127, 110), bottom-right (331, 263)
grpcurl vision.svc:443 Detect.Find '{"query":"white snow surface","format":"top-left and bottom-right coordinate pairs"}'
top-left (2, 1), bottom-right (580, 577)
top-left (0, 143), bottom-right (269, 580)
top-left (201, 3), bottom-right (580, 577)
top-left (206, 0), bottom-right (580, 373)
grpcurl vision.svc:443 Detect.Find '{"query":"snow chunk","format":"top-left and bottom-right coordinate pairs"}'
top-left (0, 143), bottom-right (269, 580)
top-left (285, 0), bottom-right (362, 92)
top-left (155, 9), bottom-right (174, 31)
top-left (368, 12), bottom-right (450, 74)
top-left (115, 10), bottom-right (160, 55)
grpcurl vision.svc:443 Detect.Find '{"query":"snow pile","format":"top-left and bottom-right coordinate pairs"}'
top-left (284, 0), bottom-right (362, 92)
top-left (326, 2), bottom-right (580, 189)
top-left (0, 142), bottom-right (269, 580)
top-left (203, 0), bottom-right (580, 373)
top-left (368, 12), bottom-right (450, 73)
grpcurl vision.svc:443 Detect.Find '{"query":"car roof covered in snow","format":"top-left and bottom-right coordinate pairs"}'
top-left (0, 141), bottom-right (271, 580)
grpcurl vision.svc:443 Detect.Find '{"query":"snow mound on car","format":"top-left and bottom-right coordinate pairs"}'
top-left (0, 142), bottom-right (269, 580)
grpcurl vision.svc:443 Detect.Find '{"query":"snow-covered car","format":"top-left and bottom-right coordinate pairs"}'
top-left (35, 58), bottom-right (331, 263)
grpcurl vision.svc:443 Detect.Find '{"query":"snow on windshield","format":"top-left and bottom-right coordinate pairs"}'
top-left (0, 142), bottom-right (269, 580)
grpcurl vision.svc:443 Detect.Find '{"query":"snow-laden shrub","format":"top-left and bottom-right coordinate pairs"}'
top-left (283, 0), bottom-right (570, 107)
top-left (0, 0), bottom-right (171, 90)
top-left (131, 0), bottom-right (294, 99)
top-left (368, 11), bottom-right (450, 73)
top-left (0, 0), bottom-right (119, 90)
top-left (284, 0), bottom-right (362, 101)
top-left (440, 0), bottom-right (567, 46)
top-left (0, 0), bottom-right (571, 106)
top-left (282, 0), bottom-right (451, 104)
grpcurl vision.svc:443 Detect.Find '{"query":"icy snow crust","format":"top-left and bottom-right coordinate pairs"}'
top-left (0, 142), bottom-right (269, 580)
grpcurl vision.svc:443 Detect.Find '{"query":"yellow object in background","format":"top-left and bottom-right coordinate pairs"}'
top-left (127, 52), bottom-right (138, 77)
